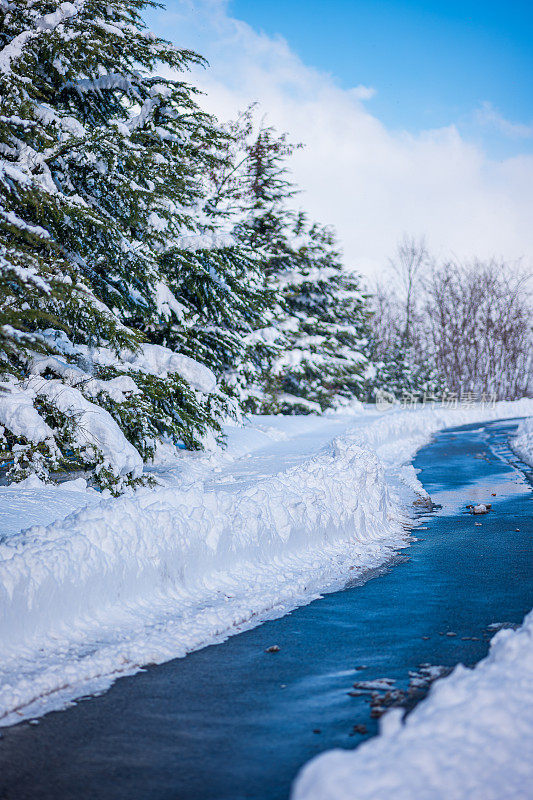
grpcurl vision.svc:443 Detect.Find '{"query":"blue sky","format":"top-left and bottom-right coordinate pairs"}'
top-left (228, 0), bottom-right (533, 158)
top-left (146, 1), bottom-right (533, 275)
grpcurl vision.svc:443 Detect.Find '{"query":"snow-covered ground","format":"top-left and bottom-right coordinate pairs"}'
top-left (0, 399), bottom-right (532, 728)
top-left (511, 414), bottom-right (533, 468)
top-left (292, 406), bottom-right (533, 800)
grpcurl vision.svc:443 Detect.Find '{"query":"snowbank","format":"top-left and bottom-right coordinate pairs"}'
top-left (511, 415), bottom-right (533, 468)
top-left (292, 611), bottom-right (533, 800)
top-left (0, 420), bottom-right (402, 725)
top-left (0, 399), bottom-right (532, 725)
top-left (291, 402), bottom-right (533, 800)
top-left (0, 476), bottom-right (100, 542)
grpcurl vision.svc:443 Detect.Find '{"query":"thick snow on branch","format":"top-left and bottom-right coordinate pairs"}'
top-left (1, 209), bottom-right (50, 239)
top-left (0, 381), bottom-right (53, 443)
top-left (26, 376), bottom-right (143, 477)
top-left (176, 233), bottom-right (235, 251)
top-left (0, 259), bottom-right (52, 293)
top-left (39, 331), bottom-right (217, 394)
top-left (90, 342), bottom-right (217, 394)
top-left (0, 2), bottom-right (84, 77)
top-left (33, 104), bottom-right (86, 138)
top-left (38, 2), bottom-right (79, 32)
top-left (65, 73), bottom-right (139, 95)
top-left (154, 280), bottom-right (187, 321)
top-left (29, 355), bottom-right (139, 403)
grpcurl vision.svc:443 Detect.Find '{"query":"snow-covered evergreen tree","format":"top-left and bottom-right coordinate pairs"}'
top-left (0, 0), bottom-right (266, 489)
top-left (208, 106), bottom-right (371, 413)
top-left (0, 5), bottom-right (374, 491)
top-left (268, 215), bottom-right (371, 413)
top-left (365, 329), bottom-right (444, 404)
top-left (151, 235), bottom-right (272, 412)
top-left (199, 107), bottom-right (293, 409)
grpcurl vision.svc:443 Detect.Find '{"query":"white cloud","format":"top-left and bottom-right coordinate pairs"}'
top-left (349, 85), bottom-right (376, 101)
top-left (158, 0), bottom-right (533, 279)
top-left (476, 101), bottom-right (533, 139)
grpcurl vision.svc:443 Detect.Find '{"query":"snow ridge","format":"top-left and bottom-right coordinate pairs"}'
top-left (292, 402), bottom-right (533, 800)
top-left (0, 399), bottom-right (532, 725)
top-left (510, 415), bottom-right (533, 468)
top-left (0, 420), bottom-right (401, 725)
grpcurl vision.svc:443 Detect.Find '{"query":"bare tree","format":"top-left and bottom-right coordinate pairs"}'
top-left (367, 267), bottom-right (443, 402)
top-left (426, 259), bottom-right (532, 399)
top-left (388, 235), bottom-right (429, 342)
top-left (368, 240), bottom-right (532, 402)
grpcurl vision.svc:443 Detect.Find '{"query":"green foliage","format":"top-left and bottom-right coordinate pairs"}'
top-left (96, 368), bottom-right (224, 456)
top-left (153, 243), bottom-right (273, 406)
top-left (267, 215), bottom-right (371, 412)
top-left (0, 6), bottom-right (376, 492)
top-left (0, 0), bottom-right (265, 488)
top-left (207, 106), bottom-right (372, 413)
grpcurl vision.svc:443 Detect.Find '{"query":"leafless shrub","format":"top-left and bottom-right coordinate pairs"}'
top-left (369, 238), bottom-right (532, 401)
top-left (388, 234), bottom-right (430, 342)
top-left (426, 259), bottom-right (532, 399)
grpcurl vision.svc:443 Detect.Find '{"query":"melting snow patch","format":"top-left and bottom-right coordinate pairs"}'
top-left (293, 611), bottom-right (533, 800)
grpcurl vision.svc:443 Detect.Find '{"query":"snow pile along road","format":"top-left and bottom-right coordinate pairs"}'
top-left (293, 610), bottom-right (533, 800)
top-left (292, 404), bottom-right (533, 800)
top-left (511, 414), bottom-right (533, 467)
top-left (0, 399), bottom-right (532, 725)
